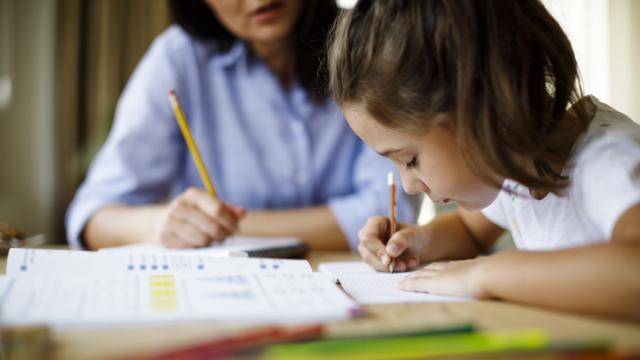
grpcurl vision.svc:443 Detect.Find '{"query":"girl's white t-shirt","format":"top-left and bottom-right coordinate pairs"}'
top-left (482, 96), bottom-right (640, 250)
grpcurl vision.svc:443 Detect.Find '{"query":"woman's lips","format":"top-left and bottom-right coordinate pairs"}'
top-left (252, 1), bottom-right (283, 22)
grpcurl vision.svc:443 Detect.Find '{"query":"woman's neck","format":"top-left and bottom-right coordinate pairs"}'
top-left (250, 39), bottom-right (294, 88)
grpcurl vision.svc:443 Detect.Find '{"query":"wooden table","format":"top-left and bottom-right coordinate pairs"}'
top-left (2, 251), bottom-right (640, 360)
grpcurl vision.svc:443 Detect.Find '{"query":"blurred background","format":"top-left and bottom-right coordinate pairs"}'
top-left (0, 0), bottom-right (639, 244)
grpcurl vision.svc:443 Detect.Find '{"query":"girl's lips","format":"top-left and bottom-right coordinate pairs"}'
top-left (251, 1), bottom-right (283, 22)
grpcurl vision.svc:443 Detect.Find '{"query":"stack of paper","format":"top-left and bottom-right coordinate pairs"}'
top-left (0, 249), bottom-right (360, 327)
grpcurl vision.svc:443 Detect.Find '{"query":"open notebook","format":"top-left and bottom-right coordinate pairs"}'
top-left (0, 249), bottom-right (360, 327)
top-left (319, 261), bottom-right (470, 304)
top-left (99, 236), bottom-right (308, 259)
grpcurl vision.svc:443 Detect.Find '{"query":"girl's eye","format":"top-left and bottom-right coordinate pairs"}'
top-left (405, 156), bottom-right (418, 169)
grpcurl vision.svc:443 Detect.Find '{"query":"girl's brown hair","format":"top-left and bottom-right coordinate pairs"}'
top-left (328, 0), bottom-right (587, 193)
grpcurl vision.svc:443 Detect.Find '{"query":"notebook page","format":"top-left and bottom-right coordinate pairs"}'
top-left (0, 272), bottom-right (360, 327)
top-left (318, 261), bottom-right (375, 283)
top-left (6, 248), bottom-right (312, 276)
top-left (339, 273), bottom-right (470, 304)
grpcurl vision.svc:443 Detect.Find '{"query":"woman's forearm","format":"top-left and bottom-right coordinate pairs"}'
top-left (478, 243), bottom-right (640, 321)
top-left (83, 205), bottom-right (165, 250)
top-left (85, 204), bottom-right (350, 251)
top-left (238, 206), bottom-right (349, 251)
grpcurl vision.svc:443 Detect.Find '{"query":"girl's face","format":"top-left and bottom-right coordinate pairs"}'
top-left (204, 0), bottom-right (302, 45)
top-left (344, 103), bottom-right (502, 211)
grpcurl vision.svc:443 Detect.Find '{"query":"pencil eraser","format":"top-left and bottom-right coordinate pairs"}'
top-left (168, 89), bottom-right (175, 96)
top-left (387, 171), bottom-right (395, 186)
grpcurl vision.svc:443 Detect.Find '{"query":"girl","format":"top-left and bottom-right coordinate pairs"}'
top-left (328, 0), bottom-right (640, 320)
top-left (65, 0), bottom-right (417, 251)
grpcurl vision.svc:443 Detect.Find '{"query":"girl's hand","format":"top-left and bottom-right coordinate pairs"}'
top-left (398, 257), bottom-right (490, 298)
top-left (155, 187), bottom-right (246, 248)
top-left (357, 216), bottom-right (428, 272)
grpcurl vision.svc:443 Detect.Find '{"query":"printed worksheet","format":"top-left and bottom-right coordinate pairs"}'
top-left (6, 248), bottom-right (312, 276)
top-left (0, 272), bottom-right (359, 327)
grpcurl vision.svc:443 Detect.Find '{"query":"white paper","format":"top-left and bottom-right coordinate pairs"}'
top-left (0, 272), bottom-right (359, 327)
top-left (99, 236), bottom-right (302, 256)
top-left (318, 261), bottom-right (376, 283)
top-left (339, 273), bottom-right (470, 304)
top-left (6, 248), bottom-right (311, 276)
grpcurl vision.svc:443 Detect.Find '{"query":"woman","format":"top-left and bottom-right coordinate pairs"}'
top-left (66, 0), bottom-right (417, 250)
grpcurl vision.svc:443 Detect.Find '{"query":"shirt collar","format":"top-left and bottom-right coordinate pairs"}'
top-left (210, 40), bottom-right (249, 68)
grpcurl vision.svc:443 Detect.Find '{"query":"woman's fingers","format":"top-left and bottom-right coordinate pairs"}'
top-left (157, 187), bottom-right (244, 248)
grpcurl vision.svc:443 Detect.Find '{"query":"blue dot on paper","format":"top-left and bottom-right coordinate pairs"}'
top-left (128, 265), bottom-right (134, 270)
top-left (20, 265), bottom-right (27, 272)
top-left (163, 265), bottom-right (169, 270)
top-left (198, 264), bottom-right (204, 270)
top-left (140, 265), bottom-right (146, 270)
top-left (151, 265), bottom-right (158, 270)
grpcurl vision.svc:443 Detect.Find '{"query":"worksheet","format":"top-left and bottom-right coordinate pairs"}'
top-left (0, 272), bottom-right (360, 327)
top-left (6, 248), bottom-right (312, 275)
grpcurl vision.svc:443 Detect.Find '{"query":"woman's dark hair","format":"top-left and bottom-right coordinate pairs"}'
top-left (328, 0), bottom-right (587, 194)
top-left (168, 0), bottom-right (339, 102)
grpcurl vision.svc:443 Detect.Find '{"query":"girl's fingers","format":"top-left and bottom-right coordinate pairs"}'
top-left (358, 244), bottom-right (388, 272)
top-left (423, 261), bottom-right (449, 270)
top-left (397, 274), bottom-right (435, 292)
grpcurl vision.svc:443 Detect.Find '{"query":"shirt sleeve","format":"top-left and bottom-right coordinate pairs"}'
top-left (577, 137), bottom-right (640, 239)
top-left (481, 191), bottom-right (510, 230)
top-left (328, 143), bottom-right (420, 250)
top-left (65, 28), bottom-right (189, 249)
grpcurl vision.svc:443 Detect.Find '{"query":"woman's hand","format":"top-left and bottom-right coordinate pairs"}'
top-left (398, 257), bottom-right (490, 298)
top-left (155, 187), bottom-right (246, 248)
top-left (357, 216), bottom-right (429, 272)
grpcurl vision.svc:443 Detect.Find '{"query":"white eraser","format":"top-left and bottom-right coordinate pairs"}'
top-left (387, 171), bottom-right (395, 186)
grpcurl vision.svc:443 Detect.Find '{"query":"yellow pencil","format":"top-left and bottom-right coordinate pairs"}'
top-left (388, 172), bottom-right (396, 273)
top-left (168, 89), bottom-right (218, 198)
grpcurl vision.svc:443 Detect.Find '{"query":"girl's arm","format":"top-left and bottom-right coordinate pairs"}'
top-left (477, 203), bottom-right (640, 320)
top-left (359, 207), bottom-right (504, 272)
top-left (419, 208), bottom-right (505, 262)
top-left (401, 203), bottom-right (640, 321)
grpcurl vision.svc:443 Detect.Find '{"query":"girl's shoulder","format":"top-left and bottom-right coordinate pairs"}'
top-left (569, 96), bottom-right (640, 169)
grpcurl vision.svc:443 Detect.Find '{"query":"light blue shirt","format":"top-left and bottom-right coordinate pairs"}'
top-left (66, 26), bottom-right (418, 250)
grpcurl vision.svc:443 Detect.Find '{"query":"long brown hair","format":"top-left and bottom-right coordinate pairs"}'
top-left (169, 0), bottom-right (339, 102)
top-left (328, 0), bottom-right (587, 193)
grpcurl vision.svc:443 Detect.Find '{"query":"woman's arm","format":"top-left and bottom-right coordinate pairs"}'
top-left (83, 190), bottom-right (349, 251)
top-left (238, 206), bottom-right (349, 251)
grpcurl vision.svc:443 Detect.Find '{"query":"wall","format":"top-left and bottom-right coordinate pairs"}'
top-left (0, 0), bottom-right (59, 239)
